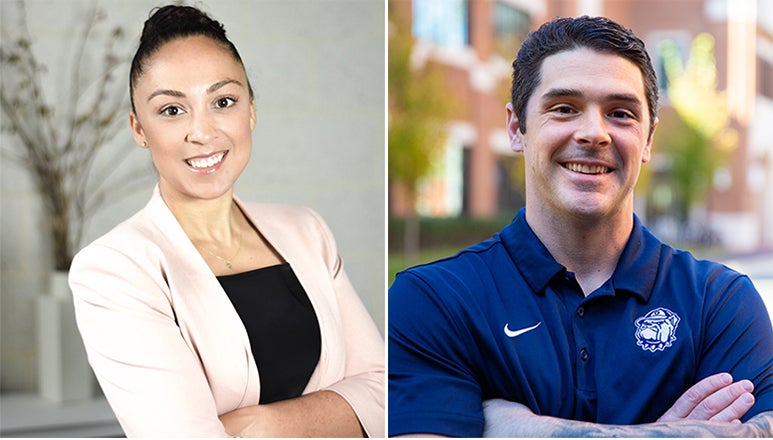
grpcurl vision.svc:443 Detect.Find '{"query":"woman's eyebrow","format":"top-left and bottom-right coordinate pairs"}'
top-left (207, 78), bottom-right (243, 94)
top-left (146, 79), bottom-right (244, 102)
top-left (147, 89), bottom-right (185, 102)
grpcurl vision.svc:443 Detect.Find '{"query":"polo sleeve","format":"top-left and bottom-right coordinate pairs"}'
top-left (69, 244), bottom-right (229, 437)
top-left (696, 274), bottom-right (773, 422)
top-left (388, 270), bottom-right (485, 437)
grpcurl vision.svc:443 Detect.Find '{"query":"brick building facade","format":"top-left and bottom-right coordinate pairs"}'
top-left (389, 0), bottom-right (773, 252)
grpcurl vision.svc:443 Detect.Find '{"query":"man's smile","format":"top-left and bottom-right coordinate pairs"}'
top-left (561, 162), bottom-right (612, 175)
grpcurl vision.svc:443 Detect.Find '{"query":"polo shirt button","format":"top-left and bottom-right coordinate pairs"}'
top-left (576, 307), bottom-right (584, 318)
top-left (580, 348), bottom-right (589, 362)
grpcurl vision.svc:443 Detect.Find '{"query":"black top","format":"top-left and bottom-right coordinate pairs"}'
top-left (217, 263), bottom-right (321, 404)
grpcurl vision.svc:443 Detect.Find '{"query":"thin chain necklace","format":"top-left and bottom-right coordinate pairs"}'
top-left (199, 226), bottom-right (243, 269)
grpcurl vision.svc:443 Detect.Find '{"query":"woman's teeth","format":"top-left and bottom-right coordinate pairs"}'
top-left (186, 152), bottom-right (225, 169)
top-left (564, 162), bottom-right (609, 174)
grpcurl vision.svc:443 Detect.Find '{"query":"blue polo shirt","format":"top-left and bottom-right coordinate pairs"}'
top-left (388, 209), bottom-right (773, 437)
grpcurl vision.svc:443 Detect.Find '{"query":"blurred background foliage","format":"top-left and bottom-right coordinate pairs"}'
top-left (387, 0), bottom-right (770, 284)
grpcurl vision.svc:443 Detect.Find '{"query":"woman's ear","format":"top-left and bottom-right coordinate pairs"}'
top-left (506, 103), bottom-right (525, 153)
top-left (250, 99), bottom-right (256, 130)
top-left (129, 112), bottom-right (148, 149)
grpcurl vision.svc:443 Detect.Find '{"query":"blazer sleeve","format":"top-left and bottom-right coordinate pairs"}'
top-left (306, 209), bottom-right (386, 438)
top-left (69, 243), bottom-right (230, 438)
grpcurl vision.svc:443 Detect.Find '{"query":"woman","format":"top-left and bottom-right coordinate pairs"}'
top-left (68, 5), bottom-right (384, 437)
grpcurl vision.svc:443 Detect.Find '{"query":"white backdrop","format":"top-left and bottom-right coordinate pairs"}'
top-left (0, 0), bottom-right (385, 392)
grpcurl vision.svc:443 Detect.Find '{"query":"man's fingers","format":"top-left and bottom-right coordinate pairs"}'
top-left (660, 373), bottom-right (733, 421)
top-left (689, 380), bottom-right (755, 420)
top-left (708, 392), bottom-right (755, 423)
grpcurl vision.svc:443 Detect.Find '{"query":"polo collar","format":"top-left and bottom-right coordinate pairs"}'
top-left (502, 208), bottom-right (661, 302)
top-left (610, 215), bottom-right (661, 302)
top-left (501, 208), bottom-right (565, 294)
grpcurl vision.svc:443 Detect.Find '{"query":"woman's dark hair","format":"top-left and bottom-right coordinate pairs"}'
top-left (129, 5), bottom-right (254, 112)
top-left (511, 16), bottom-right (658, 139)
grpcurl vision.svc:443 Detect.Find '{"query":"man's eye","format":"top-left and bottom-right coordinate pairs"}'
top-left (553, 106), bottom-right (574, 114)
top-left (610, 110), bottom-right (633, 119)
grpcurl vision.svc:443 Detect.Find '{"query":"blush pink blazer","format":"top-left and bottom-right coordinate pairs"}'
top-left (69, 186), bottom-right (385, 437)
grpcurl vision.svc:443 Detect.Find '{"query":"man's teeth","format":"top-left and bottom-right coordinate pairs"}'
top-left (187, 152), bottom-right (225, 169)
top-left (565, 163), bottom-right (609, 174)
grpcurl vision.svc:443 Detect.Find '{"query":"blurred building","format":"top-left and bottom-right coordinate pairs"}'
top-left (389, 0), bottom-right (773, 252)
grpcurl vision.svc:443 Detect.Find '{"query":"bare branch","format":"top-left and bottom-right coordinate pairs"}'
top-left (64, 2), bottom-right (100, 154)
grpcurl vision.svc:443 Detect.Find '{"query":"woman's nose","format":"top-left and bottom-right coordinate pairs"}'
top-left (185, 111), bottom-right (217, 144)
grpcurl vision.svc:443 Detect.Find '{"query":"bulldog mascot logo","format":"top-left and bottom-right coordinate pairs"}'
top-left (634, 307), bottom-right (680, 352)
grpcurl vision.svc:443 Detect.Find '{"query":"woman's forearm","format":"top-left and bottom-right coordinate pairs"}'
top-left (219, 390), bottom-right (364, 438)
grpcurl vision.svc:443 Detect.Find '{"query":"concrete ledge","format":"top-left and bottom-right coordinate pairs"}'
top-left (0, 393), bottom-right (123, 438)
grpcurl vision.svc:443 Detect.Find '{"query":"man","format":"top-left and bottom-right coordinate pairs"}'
top-left (388, 16), bottom-right (772, 437)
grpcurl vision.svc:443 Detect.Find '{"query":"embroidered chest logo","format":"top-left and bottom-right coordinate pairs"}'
top-left (634, 307), bottom-right (680, 352)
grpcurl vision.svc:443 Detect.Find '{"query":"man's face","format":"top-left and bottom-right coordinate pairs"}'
top-left (507, 47), bottom-right (656, 222)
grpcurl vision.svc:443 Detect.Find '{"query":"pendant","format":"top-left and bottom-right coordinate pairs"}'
top-left (226, 261), bottom-right (232, 269)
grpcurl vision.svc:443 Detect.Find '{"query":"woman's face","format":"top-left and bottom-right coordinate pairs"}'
top-left (130, 35), bottom-right (255, 204)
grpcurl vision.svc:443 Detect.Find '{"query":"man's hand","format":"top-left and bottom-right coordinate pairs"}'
top-left (658, 372), bottom-right (755, 423)
top-left (482, 372), bottom-right (762, 437)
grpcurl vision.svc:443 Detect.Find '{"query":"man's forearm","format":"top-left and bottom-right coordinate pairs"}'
top-left (483, 400), bottom-right (773, 438)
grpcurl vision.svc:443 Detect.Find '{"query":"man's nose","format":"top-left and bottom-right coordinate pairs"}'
top-left (574, 109), bottom-right (611, 147)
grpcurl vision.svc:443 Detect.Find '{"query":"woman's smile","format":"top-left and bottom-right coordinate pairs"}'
top-left (184, 150), bottom-right (229, 175)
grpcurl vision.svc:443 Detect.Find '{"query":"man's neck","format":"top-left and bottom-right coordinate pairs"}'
top-left (525, 205), bottom-right (634, 296)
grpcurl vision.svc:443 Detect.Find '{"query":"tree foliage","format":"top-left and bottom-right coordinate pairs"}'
top-left (387, 2), bottom-right (454, 204)
top-left (654, 33), bottom-right (736, 220)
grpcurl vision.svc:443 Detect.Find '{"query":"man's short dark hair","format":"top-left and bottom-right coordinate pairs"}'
top-left (511, 15), bottom-right (658, 138)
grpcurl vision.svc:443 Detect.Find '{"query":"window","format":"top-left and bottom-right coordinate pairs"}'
top-left (493, 2), bottom-right (530, 60)
top-left (412, 0), bottom-right (469, 48)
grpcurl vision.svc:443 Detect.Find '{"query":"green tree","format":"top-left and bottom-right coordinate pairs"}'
top-left (388, 2), bottom-right (454, 263)
top-left (654, 33), bottom-right (737, 225)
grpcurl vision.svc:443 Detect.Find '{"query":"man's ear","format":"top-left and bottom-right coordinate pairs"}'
top-left (642, 116), bottom-right (658, 163)
top-left (129, 112), bottom-right (148, 149)
top-left (506, 103), bottom-right (525, 153)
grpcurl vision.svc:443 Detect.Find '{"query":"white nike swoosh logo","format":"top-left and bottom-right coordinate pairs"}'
top-left (504, 322), bottom-right (542, 338)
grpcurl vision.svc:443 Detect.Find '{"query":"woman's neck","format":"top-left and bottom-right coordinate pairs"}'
top-left (159, 183), bottom-right (241, 243)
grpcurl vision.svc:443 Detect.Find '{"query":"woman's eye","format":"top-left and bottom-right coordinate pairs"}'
top-left (160, 106), bottom-right (182, 117)
top-left (215, 97), bottom-right (236, 109)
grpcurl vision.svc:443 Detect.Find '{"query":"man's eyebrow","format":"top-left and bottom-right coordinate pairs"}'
top-left (541, 88), bottom-right (584, 101)
top-left (606, 93), bottom-right (643, 107)
top-left (541, 88), bottom-right (643, 106)
top-left (146, 79), bottom-right (244, 103)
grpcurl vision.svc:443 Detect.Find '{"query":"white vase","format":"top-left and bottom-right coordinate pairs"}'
top-left (37, 271), bottom-right (95, 402)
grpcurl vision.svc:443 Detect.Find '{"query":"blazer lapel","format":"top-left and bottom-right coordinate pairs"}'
top-left (145, 186), bottom-right (260, 410)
